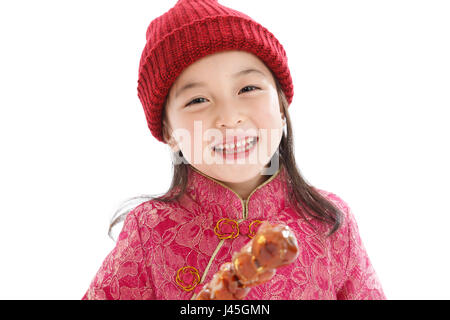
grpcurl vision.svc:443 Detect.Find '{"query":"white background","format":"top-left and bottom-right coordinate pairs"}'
top-left (0, 0), bottom-right (449, 299)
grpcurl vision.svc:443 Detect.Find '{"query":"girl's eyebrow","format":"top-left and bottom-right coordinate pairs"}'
top-left (175, 68), bottom-right (266, 98)
top-left (175, 81), bottom-right (207, 98)
top-left (233, 68), bottom-right (266, 78)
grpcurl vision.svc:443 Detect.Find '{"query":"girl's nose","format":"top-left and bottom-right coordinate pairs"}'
top-left (217, 117), bottom-right (243, 129)
top-left (215, 103), bottom-right (245, 128)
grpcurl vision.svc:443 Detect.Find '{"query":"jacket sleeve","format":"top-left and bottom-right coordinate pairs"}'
top-left (81, 210), bottom-right (156, 300)
top-left (335, 198), bottom-right (386, 300)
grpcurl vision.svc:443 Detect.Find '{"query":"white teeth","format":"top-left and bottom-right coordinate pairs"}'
top-left (214, 137), bottom-right (258, 153)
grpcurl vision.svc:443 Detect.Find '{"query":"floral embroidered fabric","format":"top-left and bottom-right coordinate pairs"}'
top-left (82, 164), bottom-right (386, 300)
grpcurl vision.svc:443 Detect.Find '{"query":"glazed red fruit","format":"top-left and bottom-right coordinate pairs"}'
top-left (196, 262), bottom-right (250, 300)
top-left (251, 223), bottom-right (299, 269)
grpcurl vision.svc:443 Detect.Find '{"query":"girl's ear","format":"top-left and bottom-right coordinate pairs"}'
top-left (279, 101), bottom-right (286, 124)
top-left (162, 120), bottom-right (180, 153)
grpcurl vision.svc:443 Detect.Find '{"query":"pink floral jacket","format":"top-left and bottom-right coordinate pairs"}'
top-left (82, 163), bottom-right (386, 300)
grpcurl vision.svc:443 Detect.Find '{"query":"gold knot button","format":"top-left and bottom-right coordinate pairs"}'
top-left (248, 220), bottom-right (263, 238)
top-left (214, 218), bottom-right (240, 240)
top-left (214, 218), bottom-right (265, 240)
top-left (175, 266), bottom-right (200, 292)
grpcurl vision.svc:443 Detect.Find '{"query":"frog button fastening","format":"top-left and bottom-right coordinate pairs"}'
top-left (214, 218), bottom-right (240, 240)
top-left (239, 219), bottom-right (263, 238)
top-left (175, 266), bottom-right (200, 292)
top-left (248, 220), bottom-right (263, 239)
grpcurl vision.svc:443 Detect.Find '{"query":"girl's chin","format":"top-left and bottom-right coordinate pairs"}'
top-left (200, 164), bottom-right (264, 183)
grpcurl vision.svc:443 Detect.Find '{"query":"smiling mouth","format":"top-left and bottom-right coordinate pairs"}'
top-left (212, 136), bottom-right (259, 154)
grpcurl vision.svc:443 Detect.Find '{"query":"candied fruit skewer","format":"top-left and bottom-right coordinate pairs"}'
top-left (196, 222), bottom-right (299, 300)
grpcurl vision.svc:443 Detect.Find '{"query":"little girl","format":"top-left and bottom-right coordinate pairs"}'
top-left (82, 0), bottom-right (386, 300)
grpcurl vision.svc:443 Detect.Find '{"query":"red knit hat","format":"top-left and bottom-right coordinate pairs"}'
top-left (137, 0), bottom-right (294, 143)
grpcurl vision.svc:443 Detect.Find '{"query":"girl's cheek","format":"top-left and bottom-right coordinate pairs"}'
top-left (251, 97), bottom-right (281, 124)
top-left (257, 110), bottom-right (283, 130)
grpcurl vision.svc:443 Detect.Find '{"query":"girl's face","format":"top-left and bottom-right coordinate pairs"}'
top-left (164, 50), bottom-right (285, 188)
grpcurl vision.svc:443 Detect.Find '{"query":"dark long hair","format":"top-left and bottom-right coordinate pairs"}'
top-left (108, 76), bottom-right (343, 241)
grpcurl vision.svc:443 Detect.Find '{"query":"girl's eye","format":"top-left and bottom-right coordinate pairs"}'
top-left (239, 85), bottom-right (260, 94)
top-left (185, 97), bottom-right (207, 107)
top-left (184, 85), bottom-right (260, 107)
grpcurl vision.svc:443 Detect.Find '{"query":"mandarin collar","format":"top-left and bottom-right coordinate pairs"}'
top-left (182, 163), bottom-right (288, 221)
